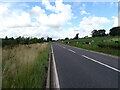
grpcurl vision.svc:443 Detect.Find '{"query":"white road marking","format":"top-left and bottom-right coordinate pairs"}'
top-left (82, 55), bottom-right (120, 73)
top-left (72, 46), bottom-right (118, 59)
top-left (51, 45), bottom-right (60, 88)
top-left (68, 49), bottom-right (76, 53)
top-left (63, 46), bottom-right (66, 49)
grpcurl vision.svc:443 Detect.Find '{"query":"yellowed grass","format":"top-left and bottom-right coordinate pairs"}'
top-left (2, 43), bottom-right (48, 79)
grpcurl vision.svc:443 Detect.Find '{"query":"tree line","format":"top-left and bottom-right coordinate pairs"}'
top-left (91, 26), bottom-right (120, 37)
top-left (2, 36), bottom-right (52, 47)
top-left (64, 26), bottom-right (120, 40)
top-left (2, 26), bottom-right (120, 46)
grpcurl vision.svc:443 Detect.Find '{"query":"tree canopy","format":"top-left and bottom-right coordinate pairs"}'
top-left (109, 26), bottom-right (120, 36)
top-left (74, 33), bottom-right (79, 39)
top-left (2, 36), bottom-right (48, 47)
top-left (91, 29), bottom-right (106, 37)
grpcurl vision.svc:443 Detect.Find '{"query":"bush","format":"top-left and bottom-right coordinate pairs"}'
top-left (97, 42), bottom-right (120, 49)
top-left (2, 37), bottom-right (47, 47)
top-left (85, 42), bottom-right (89, 44)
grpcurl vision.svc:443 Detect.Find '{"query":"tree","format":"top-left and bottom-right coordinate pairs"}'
top-left (65, 37), bottom-right (69, 40)
top-left (2, 36), bottom-right (48, 47)
top-left (74, 33), bottom-right (79, 39)
top-left (39, 37), bottom-right (45, 43)
top-left (91, 29), bottom-right (106, 37)
top-left (41, 37), bottom-right (44, 41)
top-left (47, 37), bottom-right (52, 42)
top-left (84, 36), bottom-right (89, 38)
top-left (5, 36), bottom-right (8, 40)
top-left (109, 26), bottom-right (120, 36)
top-left (91, 30), bottom-right (98, 37)
top-left (98, 29), bottom-right (106, 37)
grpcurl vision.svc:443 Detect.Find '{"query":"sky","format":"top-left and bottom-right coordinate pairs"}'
top-left (0, 0), bottom-right (118, 40)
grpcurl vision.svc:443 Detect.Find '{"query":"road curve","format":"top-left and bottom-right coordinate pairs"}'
top-left (52, 42), bottom-right (119, 88)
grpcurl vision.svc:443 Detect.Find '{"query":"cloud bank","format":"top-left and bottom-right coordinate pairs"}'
top-left (0, 1), bottom-right (118, 39)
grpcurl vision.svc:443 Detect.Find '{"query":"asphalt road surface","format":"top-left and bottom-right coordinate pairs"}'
top-left (52, 42), bottom-right (119, 88)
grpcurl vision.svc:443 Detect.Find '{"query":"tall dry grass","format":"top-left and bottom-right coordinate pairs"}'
top-left (2, 43), bottom-right (50, 88)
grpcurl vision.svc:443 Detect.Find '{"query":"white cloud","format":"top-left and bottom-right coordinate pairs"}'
top-left (31, 6), bottom-right (45, 17)
top-left (54, 16), bottom-right (111, 39)
top-left (0, 1), bottom-right (115, 40)
top-left (79, 3), bottom-right (90, 15)
top-left (31, 0), bottom-right (73, 30)
top-left (0, 3), bottom-right (10, 18)
top-left (80, 10), bottom-right (90, 15)
top-left (0, 0), bottom-right (73, 39)
top-left (42, 0), bottom-right (56, 12)
top-left (40, 0), bottom-right (73, 28)
top-left (0, 11), bottom-right (31, 28)
top-left (112, 16), bottom-right (118, 27)
top-left (52, 27), bottom-right (78, 39)
top-left (67, 22), bottom-right (72, 25)
top-left (67, 16), bottom-right (111, 38)
top-left (8, 12), bottom-right (31, 28)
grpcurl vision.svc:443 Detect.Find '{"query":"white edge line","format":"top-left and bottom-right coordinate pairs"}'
top-left (82, 55), bottom-right (120, 73)
top-left (68, 49), bottom-right (76, 53)
top-left (51, 45), bottom-right (60, 88)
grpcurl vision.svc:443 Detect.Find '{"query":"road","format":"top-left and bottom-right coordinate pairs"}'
top-left (52, 42), bottom-right (119, 88)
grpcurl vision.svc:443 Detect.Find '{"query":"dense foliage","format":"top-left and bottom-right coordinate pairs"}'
top-left (73, 33), bottom-right (79, 39)
top-left (2, 36), bottom-right (52, 47)
top-left (91, 26), bottom-right (120, 37)
top-left (109, 26), bottom-right (120, 36)
top-left (91, 29), bottom-right (106, 37)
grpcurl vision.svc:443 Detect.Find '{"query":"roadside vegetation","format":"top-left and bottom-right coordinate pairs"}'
top-left (2, 36), bottom-right (52, 47)
top-left (2, 43), bottom-right (50, 88)
top-left (58, 26), bottom-right (120, 57)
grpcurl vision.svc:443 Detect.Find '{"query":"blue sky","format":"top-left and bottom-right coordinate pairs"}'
top-left (0, 0), bottom-right (118, 39)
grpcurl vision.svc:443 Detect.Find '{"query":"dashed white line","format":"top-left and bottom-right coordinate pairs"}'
top-left (82, 55), bottom-right (120, 73)
top-left (68, 49), bottom-right (76, 53)
top-left (63, 46), bottom-right (66, 49)
top-left (72, 46), bottom-right (118, 59)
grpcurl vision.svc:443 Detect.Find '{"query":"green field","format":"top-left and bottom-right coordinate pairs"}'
top-left (2, 43), bottom-right (50, 88)
top-left (58, 36), bottom-right (120, 57)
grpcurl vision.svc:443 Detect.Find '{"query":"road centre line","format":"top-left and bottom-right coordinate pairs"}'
top-left (71, 45), bottom-right (118, 59)
top-left (68, 49), bottom-right (76, 53)
top-left (63, 46), bottom-right (66, 49)
top-left (59, 44), bottom-right (119, 72)
top-left (82, 55), bottom-right (120, 73)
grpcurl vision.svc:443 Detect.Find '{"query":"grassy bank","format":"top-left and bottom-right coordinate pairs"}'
top-left (2, 43), bottom-right (50, 88)
top-left (58, 36), bottom-right (120, 57)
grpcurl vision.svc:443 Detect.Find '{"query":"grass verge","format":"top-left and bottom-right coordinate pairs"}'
top-left (58, 36), bottom-right (120, 57)
top-left (2, 43), bottom-right (50, 88)
top-left (71, 44), bottom-right (119, 57)
top-left (59, 42), bottom-right (120, 57)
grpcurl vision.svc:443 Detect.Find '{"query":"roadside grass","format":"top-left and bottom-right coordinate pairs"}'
top-left (58, 36), bottom-right (120, 57)
top-left (68, 44), bottom-right (119, 57)
top-left (2, 43), bottom-right (50, 88)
